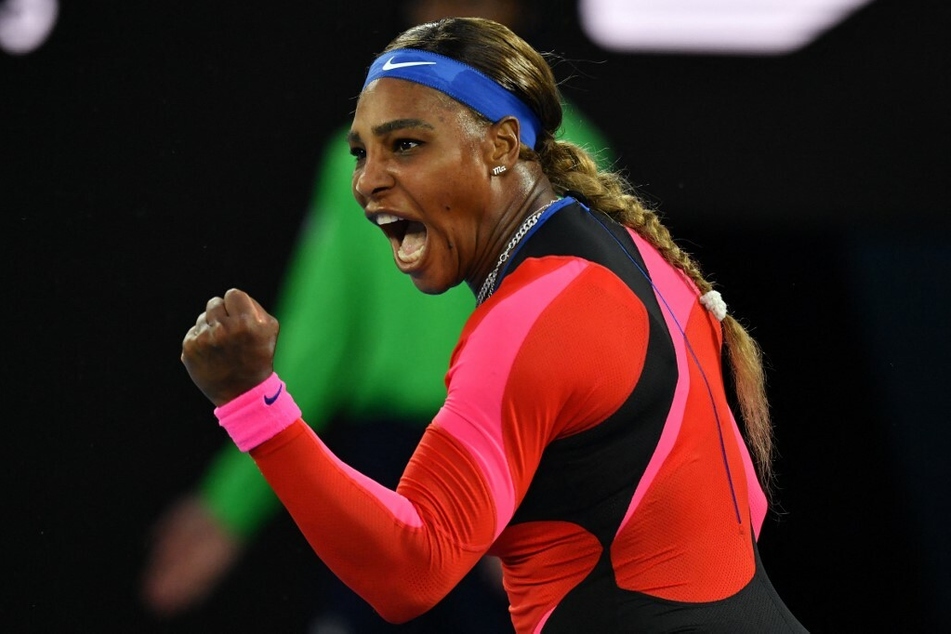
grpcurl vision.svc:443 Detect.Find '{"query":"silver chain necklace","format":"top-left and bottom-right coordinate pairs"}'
top-left (476, 199), bottom-right (558, 306)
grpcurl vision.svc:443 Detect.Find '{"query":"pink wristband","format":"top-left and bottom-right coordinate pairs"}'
top-left (213, 372), bottom-right (301, 452)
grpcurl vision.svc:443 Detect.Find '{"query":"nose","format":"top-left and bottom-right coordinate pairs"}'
top-left (353, 153), bottom-right (393, 200)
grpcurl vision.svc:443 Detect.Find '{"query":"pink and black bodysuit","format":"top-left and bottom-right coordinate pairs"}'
top-left (228, 198), bottom-right (807, 632)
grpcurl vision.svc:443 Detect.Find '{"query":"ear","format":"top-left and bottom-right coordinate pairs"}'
top-left (487, 116), bottom-right (521, 167)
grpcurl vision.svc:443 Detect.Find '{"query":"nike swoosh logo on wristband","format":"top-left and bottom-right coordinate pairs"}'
top-left (263, 384), bottom-right (283, 406)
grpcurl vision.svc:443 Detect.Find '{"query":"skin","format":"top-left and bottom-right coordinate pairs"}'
top-left (182, 81), bottom-right (557, 410)
top-left (181, 289), bottom-right (279, 407)
top-left (139, 495), bottom-right (242, 615)
top-left (350, 77), bottom-right (556, 295)
top-left (150, 47), bottom-right (556, 619)
top-left (141, 287), bottom-right (271, 617)
top-left (164, 83), bottom-right (551, 612)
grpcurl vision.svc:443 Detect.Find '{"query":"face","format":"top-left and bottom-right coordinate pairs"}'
top-left (349, 78), bottom-right (496, 294)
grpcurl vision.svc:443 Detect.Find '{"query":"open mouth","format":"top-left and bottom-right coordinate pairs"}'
top-left (374, 213), bottom-right (428, 266)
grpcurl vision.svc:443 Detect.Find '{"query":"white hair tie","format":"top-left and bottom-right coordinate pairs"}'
top-left (700, 290), bottom-right (727, 322)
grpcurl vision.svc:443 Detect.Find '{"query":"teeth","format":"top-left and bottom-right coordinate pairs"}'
top-left (375, 213), bottom-right (402, 226)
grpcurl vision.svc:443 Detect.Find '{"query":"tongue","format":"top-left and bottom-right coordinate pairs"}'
top-left (397, 221), bottom-right (427, 263)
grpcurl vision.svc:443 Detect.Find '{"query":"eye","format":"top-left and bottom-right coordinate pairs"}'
top-left (394, 139), bottom-right (421, 153)
top-left (349, 145), bottom-right (366, 164)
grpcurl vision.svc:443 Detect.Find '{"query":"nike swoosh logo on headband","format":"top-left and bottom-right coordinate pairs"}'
top-left (382, 57), bottom-right (437, 71)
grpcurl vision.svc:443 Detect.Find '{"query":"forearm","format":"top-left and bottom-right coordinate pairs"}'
top-left (250, 420), bottom-right (496, 623)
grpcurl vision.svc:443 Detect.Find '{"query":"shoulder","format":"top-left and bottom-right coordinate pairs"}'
top-left (453, 255), bottom-right (650, 382)
top-left (482, 255), bottom-right (643, 328)
top-left (446, 255), bottom-right (651, 439)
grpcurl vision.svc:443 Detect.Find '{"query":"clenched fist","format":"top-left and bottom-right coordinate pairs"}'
top-left (182, 288), bottom-right (279, 407)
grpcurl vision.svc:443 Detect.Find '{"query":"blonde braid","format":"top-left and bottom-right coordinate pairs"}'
top-left (722, 317), bottom-right (773, 487)
top-left (538, 137), bottom-right (775, 487)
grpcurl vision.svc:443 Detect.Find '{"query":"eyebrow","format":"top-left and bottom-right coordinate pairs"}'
top-left (347, 118), bottom-right (435, 144)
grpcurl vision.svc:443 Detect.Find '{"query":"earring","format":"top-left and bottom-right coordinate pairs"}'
top-left (491, 165), bottom-right (507, 176)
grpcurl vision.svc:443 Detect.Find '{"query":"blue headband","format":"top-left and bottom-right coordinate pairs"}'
top-left (361, 48), bottom-right (542, 150)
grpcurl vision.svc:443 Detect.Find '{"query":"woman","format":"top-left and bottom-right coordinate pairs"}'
top-left (182, 17), bottom-right (806, 633)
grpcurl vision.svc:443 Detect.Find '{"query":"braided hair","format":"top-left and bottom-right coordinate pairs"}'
top-left (382, 17), bottom-right (774, 488)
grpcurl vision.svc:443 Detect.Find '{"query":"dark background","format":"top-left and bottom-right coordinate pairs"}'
top-left (4, 0), bottom-right (949, 631)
